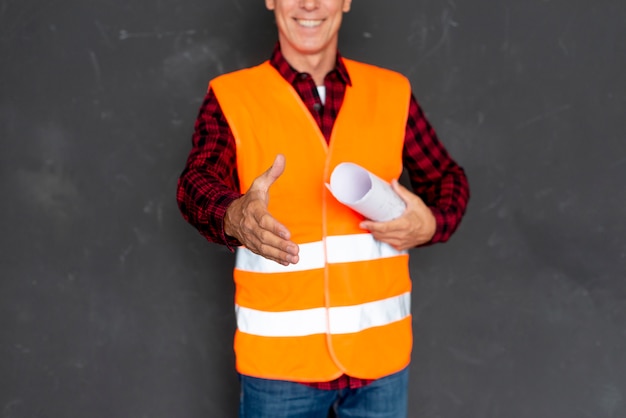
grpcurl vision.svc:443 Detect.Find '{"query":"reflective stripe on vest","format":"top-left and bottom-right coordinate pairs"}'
top-left (236, 292), bottom-right (411, 337)
top-left (235, 233), bottom-right (407, 273)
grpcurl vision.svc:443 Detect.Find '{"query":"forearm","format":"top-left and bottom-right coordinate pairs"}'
top-left (403, 94), bottom-right (470, 244)
top-left (177, 165), bottom-right (241, 247)
top-left (417, 162), bottom-right (469, 243)
top-left (176, 88), bottom-right (242, 248)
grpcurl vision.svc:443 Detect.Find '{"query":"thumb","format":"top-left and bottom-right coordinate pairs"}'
top-left (254, 154), bottom-right (286, 192)
top-left (390, 179), bottom-right (415, 204)
top-left (391, 179), bottom-right (430, 212)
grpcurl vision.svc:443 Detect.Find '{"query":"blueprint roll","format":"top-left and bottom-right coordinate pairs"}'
top-left (328, 162), bottom-right (406, 222)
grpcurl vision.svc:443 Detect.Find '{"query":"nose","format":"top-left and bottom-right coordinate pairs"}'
top-left (300, 0), bottom-right (318, 10)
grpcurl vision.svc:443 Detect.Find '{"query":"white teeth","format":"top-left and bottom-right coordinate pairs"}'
top-left (297, 19), bottom-right (322, 28)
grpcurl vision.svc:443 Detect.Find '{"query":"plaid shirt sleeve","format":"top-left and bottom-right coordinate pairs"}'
top-left (176, 88), bottom-right (242, 248)
top-left (403, 93), bottom-right (470, 244)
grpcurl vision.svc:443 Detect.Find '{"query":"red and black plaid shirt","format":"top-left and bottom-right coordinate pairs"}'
top-left (177, 45), bottom-right (470, 390)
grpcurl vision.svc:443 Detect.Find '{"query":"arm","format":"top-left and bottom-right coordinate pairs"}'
top-left (176, 88), bottom-right (243, 247)
top-left (360, 93), bottom-right (470, 249)
top-left (177, 88), bottom-right (299, 264)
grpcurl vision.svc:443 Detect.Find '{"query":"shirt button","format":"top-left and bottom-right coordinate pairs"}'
top-left (299, 73), bottom-right (308, 80)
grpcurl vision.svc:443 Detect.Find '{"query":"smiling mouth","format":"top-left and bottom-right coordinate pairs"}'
top-left (296, 19), bottom-right (324, 28)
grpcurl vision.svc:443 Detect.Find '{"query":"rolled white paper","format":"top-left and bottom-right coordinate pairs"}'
top-left (328, 162), bottom-right (406, 222)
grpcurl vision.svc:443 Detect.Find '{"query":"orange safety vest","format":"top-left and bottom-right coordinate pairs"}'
top-left (210, 59), bottom-right (413, 382)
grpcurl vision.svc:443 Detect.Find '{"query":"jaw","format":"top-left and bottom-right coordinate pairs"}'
top-left (275, 13), bottom-right (343, 71)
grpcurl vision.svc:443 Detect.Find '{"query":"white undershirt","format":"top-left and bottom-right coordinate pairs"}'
top-left (316, 86), bottom-right (326, 105)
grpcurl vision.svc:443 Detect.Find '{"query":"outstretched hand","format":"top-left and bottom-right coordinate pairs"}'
top-left (359, 180), bottom-right (437, 250)
top-left (224, 154), bottom-right (299, 266)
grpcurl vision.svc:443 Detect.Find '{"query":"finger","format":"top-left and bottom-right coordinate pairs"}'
top-left (359, 220), bottom-right (389, 234)
top-left (261, 243), bottom-right (300, 265)
top-left (360, 218), bottom-right (402, 234)
top-left (249, 234), bottom-right (300, 265)
top-left (255, 210), bottom-right (293, 241)
top-left (368, 232), bottom-right (406, 251)
top-left (271, 218), bottom-right (292, 241)
top-left (359, 220), bottom-right (375, 232)
top-left (370, 230), bottom-right (403, 244)
top-left (258, 229), bottom-right (299, 258)
top-left (249, 245), bottom-right (295, 266)
top-left (245, 213), bottom-right (299, 256)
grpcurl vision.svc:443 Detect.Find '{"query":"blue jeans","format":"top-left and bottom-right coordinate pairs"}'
top-left (239, 367), bottom-right (409, 418)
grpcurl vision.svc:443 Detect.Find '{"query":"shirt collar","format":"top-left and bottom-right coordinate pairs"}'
top-left (269, 43), bottom-right (352, 87)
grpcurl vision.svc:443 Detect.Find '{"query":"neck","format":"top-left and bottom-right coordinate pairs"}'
top-left (279, 44), bottom-right (337, 86)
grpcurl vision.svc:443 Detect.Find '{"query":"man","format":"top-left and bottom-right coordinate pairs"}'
top-left (177, 0), bottom-right (470, 416)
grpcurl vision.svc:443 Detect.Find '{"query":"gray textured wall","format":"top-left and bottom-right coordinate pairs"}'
top-left (1, 0), bottom-right (625, 417)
